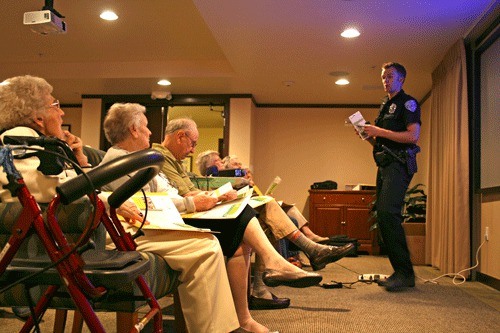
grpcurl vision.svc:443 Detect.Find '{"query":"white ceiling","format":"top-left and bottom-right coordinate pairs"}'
top-left (0, 0), bottom-right (495, 105)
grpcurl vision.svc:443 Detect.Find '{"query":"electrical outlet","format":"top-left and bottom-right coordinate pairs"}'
top-left (358, 274), bottom-right (390, 282)
top-left (485, 227), bottom-right (489, 241)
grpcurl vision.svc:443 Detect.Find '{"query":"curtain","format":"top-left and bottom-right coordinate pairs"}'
top-left (427, 39), bottom-right (470, 275)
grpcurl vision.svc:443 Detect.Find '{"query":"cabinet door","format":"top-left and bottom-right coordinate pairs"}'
top-left (310, 205), bottom-right (343, 236)
top-left (344, 206), bottom-right (372, 240)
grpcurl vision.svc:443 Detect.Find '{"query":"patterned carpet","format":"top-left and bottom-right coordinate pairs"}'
top-left (250, 255), bottom-right (500, 333)
top-left (1, 255), bottom-right (498, 332)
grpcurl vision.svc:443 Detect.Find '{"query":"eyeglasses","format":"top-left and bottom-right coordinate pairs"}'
top-left (184, 132), bottom-right (197, 148)
top-left (49, 100), bottom-right (60, 109)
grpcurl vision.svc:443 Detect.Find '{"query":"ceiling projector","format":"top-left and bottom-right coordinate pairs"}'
top-left (23, 10), bottom-right (67, 35)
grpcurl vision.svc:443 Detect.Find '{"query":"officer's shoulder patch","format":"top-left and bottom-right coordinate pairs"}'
top-left (405, 100), bottom-right (417, 112)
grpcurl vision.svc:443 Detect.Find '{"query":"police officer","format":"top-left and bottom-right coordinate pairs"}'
top-left (361, 62), bottom-right (421, 291)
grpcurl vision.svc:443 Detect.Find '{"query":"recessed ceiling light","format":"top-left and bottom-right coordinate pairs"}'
top-left (157, 79), bottom-right (172, 86)
top-left (335, 78), bottom-right (350, 85)
top-left (100, 11), bottom-right (118, 21)
top-left (341, 28), bottom-right (360, 38)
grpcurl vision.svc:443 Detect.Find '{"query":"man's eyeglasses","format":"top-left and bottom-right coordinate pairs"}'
top-left (184, 133), bottom-right (197, 148)
top-left (49, 100), bottom-right (60, 109)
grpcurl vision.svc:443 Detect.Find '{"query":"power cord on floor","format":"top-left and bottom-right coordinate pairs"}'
top-left (316, 239), bottom-right (486, 289)
top-left (419, 239), bottom-right (486, 286)
top-left (319, 261), bottom-right (380, 289)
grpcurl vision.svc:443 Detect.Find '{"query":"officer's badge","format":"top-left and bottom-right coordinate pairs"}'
top-left (389, 103), bottom-right (397, 114)
top-left (405, 100), bottom-right (417, 112)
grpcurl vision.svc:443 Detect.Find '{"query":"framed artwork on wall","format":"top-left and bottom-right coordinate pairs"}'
top-left (61, 124), bottom-right (71, 132)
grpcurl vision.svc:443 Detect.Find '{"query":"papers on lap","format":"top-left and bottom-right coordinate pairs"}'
top-left (248, 195), bottom-right (274, 208)
top-left (128, 193), bottom-right (213, 232)
top-left (210, 182), bottom-right (234, 198)
top-left (182, 184), bottom-right (253, 219)
top-left (190, 176), bottom-right (249, 191)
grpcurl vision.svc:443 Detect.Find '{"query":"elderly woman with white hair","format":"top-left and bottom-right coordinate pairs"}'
top-left (0, 75), bottom-right (90, 202)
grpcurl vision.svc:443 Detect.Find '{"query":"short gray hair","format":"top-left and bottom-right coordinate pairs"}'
top-left (165, 118), bottom-right (197, 136)
top-left (103, 103), bottom-right (146, 145)
top-left (0, 75), bottom-right (53, 131)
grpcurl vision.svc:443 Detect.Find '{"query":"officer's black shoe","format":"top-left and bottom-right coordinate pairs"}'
top-left (384, 273), bottom-right (415, 292)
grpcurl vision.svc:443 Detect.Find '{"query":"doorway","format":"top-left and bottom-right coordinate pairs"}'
top-left (99, 95), bottom-right (229, 175)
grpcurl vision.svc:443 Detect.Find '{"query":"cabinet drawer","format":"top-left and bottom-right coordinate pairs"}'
top-left (309, 192), bottom-right (373, 206)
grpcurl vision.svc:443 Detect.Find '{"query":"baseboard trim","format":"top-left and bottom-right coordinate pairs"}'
top-left (476, 272), bottom-right (500, 291)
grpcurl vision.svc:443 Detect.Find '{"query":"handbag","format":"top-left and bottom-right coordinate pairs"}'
top-left (310, 180), bottom-right (338, 190)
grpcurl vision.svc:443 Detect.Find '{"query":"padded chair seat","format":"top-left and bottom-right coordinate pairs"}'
top-left (4, 249), bottom-right (150, 289)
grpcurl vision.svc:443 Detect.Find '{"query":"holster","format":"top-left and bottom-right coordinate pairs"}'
top-left (405, 146), bottom-right (421, 174)
top-left (374, 151), bottom-right (394, 167)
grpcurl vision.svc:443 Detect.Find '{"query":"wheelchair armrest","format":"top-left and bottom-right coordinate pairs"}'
top-left (56, 149), bottom-right (164, 206)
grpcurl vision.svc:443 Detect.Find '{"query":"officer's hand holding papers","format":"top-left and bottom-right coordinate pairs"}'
top-left (348, 111), bottom-right (370, 140)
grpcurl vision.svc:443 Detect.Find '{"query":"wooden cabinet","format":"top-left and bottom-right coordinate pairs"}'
top-left (308, 190), bottom-right (379, 254)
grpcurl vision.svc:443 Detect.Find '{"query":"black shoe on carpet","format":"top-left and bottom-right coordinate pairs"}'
top-left (249, 293), bottom-right (290, 310)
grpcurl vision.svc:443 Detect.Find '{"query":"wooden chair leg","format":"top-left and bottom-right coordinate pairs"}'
top-left (116, 311), bottom-right (139, 333)
top-left (173, 290), bottom-right (187, 333)
top-left (71, 310), bottom-right (84, 333)
top-left (53, 309), bottom-right (68, 333)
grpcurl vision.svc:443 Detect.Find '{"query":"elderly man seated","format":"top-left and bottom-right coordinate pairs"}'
top-left (152, 118), bottom-right (354, 310)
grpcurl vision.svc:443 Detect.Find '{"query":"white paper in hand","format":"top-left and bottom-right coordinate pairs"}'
top-left (349, 111), bottom-right (370, 140)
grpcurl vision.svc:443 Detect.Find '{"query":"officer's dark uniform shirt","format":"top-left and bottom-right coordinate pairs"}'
top-left (374, 89), bottom-right (421, 153)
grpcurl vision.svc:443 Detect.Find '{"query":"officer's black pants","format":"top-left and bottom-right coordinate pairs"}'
top-left (376, 161), bottom-right (414, 277)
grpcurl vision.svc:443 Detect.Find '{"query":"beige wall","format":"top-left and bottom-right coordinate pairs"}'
top-left (81, 98), bottom-right (102, 149)
top-left (228, 98), bottom-right (253, 167)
